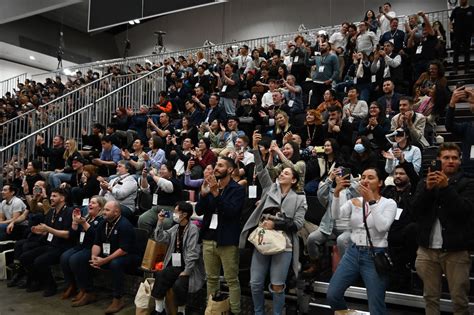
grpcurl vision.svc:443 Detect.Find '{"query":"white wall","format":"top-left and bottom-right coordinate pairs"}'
top-left (116, 0), bottom-right (448, 56)
top-left (0, 59), bottom-right (44, 81)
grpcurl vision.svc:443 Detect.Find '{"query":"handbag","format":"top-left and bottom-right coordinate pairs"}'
top-left (248, 223), bottom-right (286, 255)
top-left (134, 278), bottom-right (155, 315)
top-left (205, 292), bottom-right (230, 315)
top-left (362, 201), bottom-right (393, 276)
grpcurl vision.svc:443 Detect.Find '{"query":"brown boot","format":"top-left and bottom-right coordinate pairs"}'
top-left (72, 289), bottom-right (86, 302)
top-left (104, 298), bottom-right (125, 314)
top-left (72, 292), bottom-right (97, 307)
top-left (302, 259), bottom-right (319, 278)
top-left (61, 284), bottom-right (77, 300)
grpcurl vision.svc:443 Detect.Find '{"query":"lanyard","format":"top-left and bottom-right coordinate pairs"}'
top-left (175, 224), bottom-right (189, 252)
top-left (105, 216), bottom-right (121, 242)
top-left (307, 125), bottom-right (317, 141)
top-left (51, 205), bottom-right (66, 224)
top-left (112, 174), bottom-right (129, 188)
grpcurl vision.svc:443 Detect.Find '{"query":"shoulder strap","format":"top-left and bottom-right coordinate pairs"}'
top-left (362, 200), bottom-right (376, 253)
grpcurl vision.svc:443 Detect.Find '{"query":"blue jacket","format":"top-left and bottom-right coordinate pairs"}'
top-left (196, 179), bottom-right (245, 246)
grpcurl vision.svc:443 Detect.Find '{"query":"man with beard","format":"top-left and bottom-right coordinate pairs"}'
top-left (17, 188), bottom-right (72, 297)
top-left (90, 200), bottom-right (140, 314)
top-left (412, 143), bottom-right (474, 314)
top-left (308, 41), bottom-right (339, 107)
top-left (196, 157), bottom-right (245, 315)
top-left (382, 163), bottom-right (419, 291)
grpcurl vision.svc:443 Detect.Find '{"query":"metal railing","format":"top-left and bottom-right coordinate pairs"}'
top-left (0, 71), bottom-right (160, 150)
top-left (0, 67), bottom-right (165, 167)
top-left (0, 73), bottom-right (27, 97)
top-left (31, 9), bottom-right (453, 80)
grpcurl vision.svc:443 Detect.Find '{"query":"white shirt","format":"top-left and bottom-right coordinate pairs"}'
top-left (329, 32), bottom-right (348, 50)
top-left (379, 11), bottom-right (396, 34)
top-left (356, 31), bottom-right (378, 55)
top-left (261, 91), bottom-right (274, 108)
top-left (332, 196), bottom-right (397, 248)
top-left (0, 196), bottom-right (26, 220)
top-left (101, 174), bottom-right (138, 212)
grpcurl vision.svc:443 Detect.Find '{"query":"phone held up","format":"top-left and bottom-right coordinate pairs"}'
top-left (430, 160), bottom-right (442, 172)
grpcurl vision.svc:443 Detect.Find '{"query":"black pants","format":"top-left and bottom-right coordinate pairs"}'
top-left (151, 266), bottom-right (189, 306)
top-left (19, 244), bottom-right (64, 288)
top-left (14, 238), bottom-right (42, 260)
top-left (310, 82), bottom-right (332, 108)
top-left (453, 31), bottom-right (472, 69)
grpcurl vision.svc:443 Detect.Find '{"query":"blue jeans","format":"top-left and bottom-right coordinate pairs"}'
top-left (60, 247), bottom-right (93, 291)
top-left (250, 249), bottom-right (293, 315)
top-left (49, 172), bottom-right (72, 188)
top-left (327, 244), bottom-right (388, 314)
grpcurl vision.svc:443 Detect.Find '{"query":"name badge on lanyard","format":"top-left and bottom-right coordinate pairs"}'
top-left (103, 243), bottom-right (111, 256)
top-left (209, 214), bottom-right (218, 229)
top-left (172, 253), bottom-right (182, 267)
top-left (47, 233), bottom-right (54, 242)
top-left (80, 232), bottom-right (85, 244)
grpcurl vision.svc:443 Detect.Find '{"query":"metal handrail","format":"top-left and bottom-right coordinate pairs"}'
top-left (0, 73), bottom-right (113, 126)
top-left (0, 72), bottom-right (27, 96)
top-left (0, 66), bottom-right (165, 167)
top-left (31, 9), bottom-right (453, 80)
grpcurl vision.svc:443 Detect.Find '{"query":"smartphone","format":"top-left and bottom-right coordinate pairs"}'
top-left (456, 81), bottom-right (466, 89)
top-left (160, 209), bottom-right (171, 218)
top-left (430, 160), bottom-right (441, 172)
top-left (33, 186), bottom-right (42, 194)
top-left (379, 6), bottom-right (383, 13)
top-left (313, 146), bottom-right (325, 154)
top-left (340, 167), bottom-right (352, 178)
top-left (73, 208), bottom-right (82, 216)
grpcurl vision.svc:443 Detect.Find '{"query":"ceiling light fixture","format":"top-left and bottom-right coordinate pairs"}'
top-left (129, 20), bottom-right (135, 25)
top-left (29, 56), bottom-right (36, 60)
top-left (134, 19), bottom-right (140, 24)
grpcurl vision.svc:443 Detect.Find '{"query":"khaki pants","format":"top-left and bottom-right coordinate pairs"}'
top-left (203, 240), bottom-right (240, 314)
top-left (415, 247), bottom-right (471, 315)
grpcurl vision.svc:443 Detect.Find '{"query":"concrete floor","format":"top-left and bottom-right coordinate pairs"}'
top-left (0, 280), bottom-right (136, 315)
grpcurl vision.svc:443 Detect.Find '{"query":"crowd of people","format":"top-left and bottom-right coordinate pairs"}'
top-left (1, 1), bottom-right (474, 314)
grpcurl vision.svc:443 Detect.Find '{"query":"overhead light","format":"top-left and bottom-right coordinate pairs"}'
top-left (29, 55), bottom-right (36, 60)
top-left (129, 20), bottom-right (135, 25)
top-left (134, 19), bottom-right (140, 24)
top-left (63, 69), bottom-right (73, 76)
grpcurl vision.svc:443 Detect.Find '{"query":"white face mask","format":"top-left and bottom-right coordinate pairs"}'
top-left (173, 213), bottom-right (181, 224)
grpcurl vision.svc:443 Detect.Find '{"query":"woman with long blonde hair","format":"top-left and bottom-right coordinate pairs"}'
top-left (50, 138), bottom-right (83, 188)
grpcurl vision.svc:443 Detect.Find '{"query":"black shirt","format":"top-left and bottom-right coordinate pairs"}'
top-left (93, 216), bottom-right (137, 257)
top-left (221, 73), bottom-right (240, 99)
top-left (450, 6), bottom-right (474, 33)
top-left (70, 215), bottom-right (104, 249)
top-left (43, 206), bottom-right (73, 249)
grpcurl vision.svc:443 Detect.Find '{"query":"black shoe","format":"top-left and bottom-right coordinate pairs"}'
top-left (150, 311), bottom-right (166, 315)
top-left (43, 286), bottom-right (57, 297)
top-left (26, 281), bottom-right (41, 293)
top-left (7, 273), bottom-right (25, 288)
